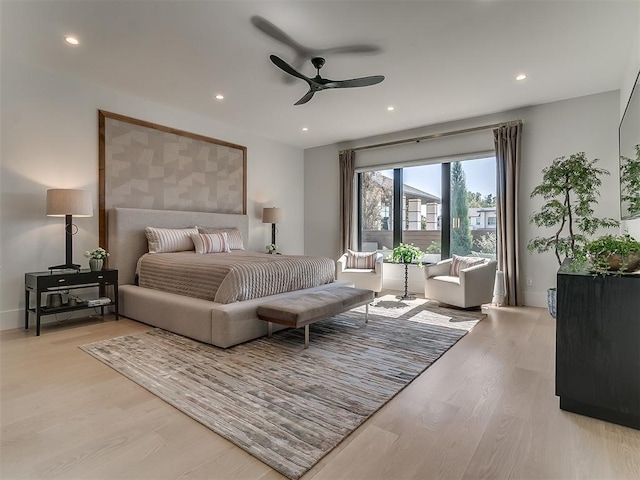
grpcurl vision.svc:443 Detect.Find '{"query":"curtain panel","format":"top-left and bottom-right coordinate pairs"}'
top-left (494, 123), bottom-right (522, 306)
top-left (339, 150), bottom-right (356, 253)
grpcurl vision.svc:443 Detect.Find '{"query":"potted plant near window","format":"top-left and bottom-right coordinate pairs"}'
top-left (390, 242), bottom-right (424, 300)
top-left (527, 152), bottom-right (619, 317)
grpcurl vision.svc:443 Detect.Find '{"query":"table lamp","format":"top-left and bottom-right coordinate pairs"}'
top-left (262, 207), bottom-right (283, 246)
top-left (46, 189), bottom-right (93, 271)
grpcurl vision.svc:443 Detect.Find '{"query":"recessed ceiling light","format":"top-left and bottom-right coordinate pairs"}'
top-left (215, 94), bottom-right (224, 100)
top-left (387, 106), bottom-right (395, 111)
top-left (64, 35), bottom-right (79, 45)
top-left (301, 127), bottom-right (309, 132)
top-left (516, 73), bottom-right (527, 81)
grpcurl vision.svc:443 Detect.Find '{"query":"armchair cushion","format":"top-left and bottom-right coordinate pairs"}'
top-left (346, 249), bottom-right (377, 269)
top-left (450, 255), bottom-right (485, 276)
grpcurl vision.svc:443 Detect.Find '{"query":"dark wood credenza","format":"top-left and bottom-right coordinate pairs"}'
top-left (556, 260), bottom-right (640, 430)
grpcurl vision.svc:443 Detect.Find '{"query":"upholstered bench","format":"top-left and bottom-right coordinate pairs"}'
top-left (257, 287), bottom-right (374, 349)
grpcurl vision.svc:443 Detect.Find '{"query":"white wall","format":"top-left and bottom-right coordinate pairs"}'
top-left (304, 91), bottom-right (621, 307)
top-left (0, 60), bottom-right (304, 330)
top-left (304, 144), bottom-right (341, 261)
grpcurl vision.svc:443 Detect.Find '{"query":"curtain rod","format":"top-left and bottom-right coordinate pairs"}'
top-left (345, 119), bottom-right (523, 153)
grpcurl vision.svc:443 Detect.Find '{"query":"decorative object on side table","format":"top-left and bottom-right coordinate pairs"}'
top-left (527, 152), bottom-right (619, 317)
top-left (46, 189), bottom-right (93, 271)
top-left (582, 232), bottom-right (640, 274)
top-left (85, 247), bottom-right (109, 271)
top-left (266, 243), bottom-right (278, 254)
top-left (390, 243), bottom-right (424, 300)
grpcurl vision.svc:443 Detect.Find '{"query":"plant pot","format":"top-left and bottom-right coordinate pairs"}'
top-left (89, 258), bottom-right (103, 271)
top-left (547, 288), bottom-right (557, 318)
top-left (604, 253), bottom-right (640, 272)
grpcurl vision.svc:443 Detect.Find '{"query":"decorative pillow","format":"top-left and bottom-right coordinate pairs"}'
top-left (190, 232), bottom-right (230, 254)
top-left (197, 227), bottom-right (244, 250)
top-left (346, 249), bottom-right (377, 269)
top-left (145, 227), bottom-right (198, 253)
top-left (450, 254), bottom-right (485, 276)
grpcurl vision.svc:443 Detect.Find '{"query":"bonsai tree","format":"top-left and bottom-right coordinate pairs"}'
top-left (620, 144), bottom-right (640, 217)
top-left (528, 152), bottom-right (619, 265)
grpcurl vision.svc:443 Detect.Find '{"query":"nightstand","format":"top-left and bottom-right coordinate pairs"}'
top-left (25, 269), bottom-right (119, 336)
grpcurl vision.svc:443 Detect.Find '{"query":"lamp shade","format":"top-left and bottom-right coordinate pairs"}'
top-left (46, 189), bottom-right (93, 217)
top-left (262, 207), bottom-right (283, 224)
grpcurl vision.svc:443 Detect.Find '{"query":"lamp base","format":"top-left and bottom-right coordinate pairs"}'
top-left (48, 263), bottom-right (81, 272)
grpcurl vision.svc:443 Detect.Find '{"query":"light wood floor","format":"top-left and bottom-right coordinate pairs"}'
top-left (2, 301), bottom-right (639, 480)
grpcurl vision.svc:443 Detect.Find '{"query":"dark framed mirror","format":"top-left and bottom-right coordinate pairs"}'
top-left (620, 70), bottom-right (640, 220)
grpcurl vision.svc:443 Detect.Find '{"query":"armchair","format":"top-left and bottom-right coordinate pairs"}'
top-left (424, 256), bottom-right (497, 308)
top-left (336, 251), bottom-right (384, 293)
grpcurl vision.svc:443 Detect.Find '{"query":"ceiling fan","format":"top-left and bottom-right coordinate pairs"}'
top-left (251, 15), bottom-right (381, 84)
top-left (270, 55), bottom-right (385, 105)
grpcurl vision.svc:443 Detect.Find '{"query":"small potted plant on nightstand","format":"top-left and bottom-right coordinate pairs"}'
top-left (266, 243), bottom-right (278, 254)
top-left (85, 247), bottom-right (109, 271)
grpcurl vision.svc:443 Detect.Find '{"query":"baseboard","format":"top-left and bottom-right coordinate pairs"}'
top-left (1, 307), bottom-right (113, 331)
top-left (0, 309), bottom-right (21, 331)
top-left (522, 291), bottom-right (548, 308)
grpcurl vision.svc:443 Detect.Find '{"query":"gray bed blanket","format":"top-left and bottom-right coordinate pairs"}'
top-left (137, 251), bottom-right (335, 303)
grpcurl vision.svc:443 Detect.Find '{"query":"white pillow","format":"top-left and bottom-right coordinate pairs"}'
top-left (190, 232), bottom-right (230, 254)
top-left (197, 227), bottom-right (244, 250)
top-left (145, 227), bottom-right (198, 253)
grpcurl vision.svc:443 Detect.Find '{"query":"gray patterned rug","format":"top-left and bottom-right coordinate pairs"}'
top-left (80, 296), bottom-right (484, 479)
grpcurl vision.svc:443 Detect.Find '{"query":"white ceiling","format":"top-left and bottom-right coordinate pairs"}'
top-left (2, 1), bottom-right (639, 149)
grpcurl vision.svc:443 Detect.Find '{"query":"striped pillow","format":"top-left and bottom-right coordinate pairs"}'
top-left (197, 227), bottom-right (244, 250)
top-left (450, 255), bottom-right (485, 276)
top-left (145, 227), bottom-right (198, 253)
top-left (190, 232), bottom-right (230, 254)
top-left (346, 250), bottom-right (377, 269)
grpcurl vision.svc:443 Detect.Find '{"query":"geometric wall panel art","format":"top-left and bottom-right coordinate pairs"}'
top-left (98, 110), bottom-right (247, 247)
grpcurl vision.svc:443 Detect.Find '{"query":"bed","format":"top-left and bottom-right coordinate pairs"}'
top-left (108, 207), bottom-right (347, 348)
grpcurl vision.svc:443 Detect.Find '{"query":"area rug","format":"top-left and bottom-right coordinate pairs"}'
top-left (80, 296), bottom-right (484, 479)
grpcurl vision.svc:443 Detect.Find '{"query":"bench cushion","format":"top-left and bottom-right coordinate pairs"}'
top-left (257, 287), bottom-right (373, 328)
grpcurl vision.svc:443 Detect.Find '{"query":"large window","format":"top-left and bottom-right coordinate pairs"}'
top-left (358, 157), bottom-right (496, 261)
top-left (359, 169), bottom-right (394, 252)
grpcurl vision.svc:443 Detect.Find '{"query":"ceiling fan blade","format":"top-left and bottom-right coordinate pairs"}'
top-left (294, 90), bottom-right (315, 105)
top-left (269, 55), bottom-right (312, 84)
top-left (251, 16), bottom-right (312, 56)
top-left (321, 45), bottom-right (382, 55)
top-left (325, 75), bottom-right (385, 89)
top-left (252, 16), bottom-right (301, 49)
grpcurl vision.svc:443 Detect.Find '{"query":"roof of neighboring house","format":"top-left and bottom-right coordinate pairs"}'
top-left (403, 183), bottom-right (441, 203)
top-left (377, 174), bottom-right (441, 204)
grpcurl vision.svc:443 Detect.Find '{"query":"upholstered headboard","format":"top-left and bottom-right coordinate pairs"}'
top-left (107, 207), bottom-right (250, 285)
